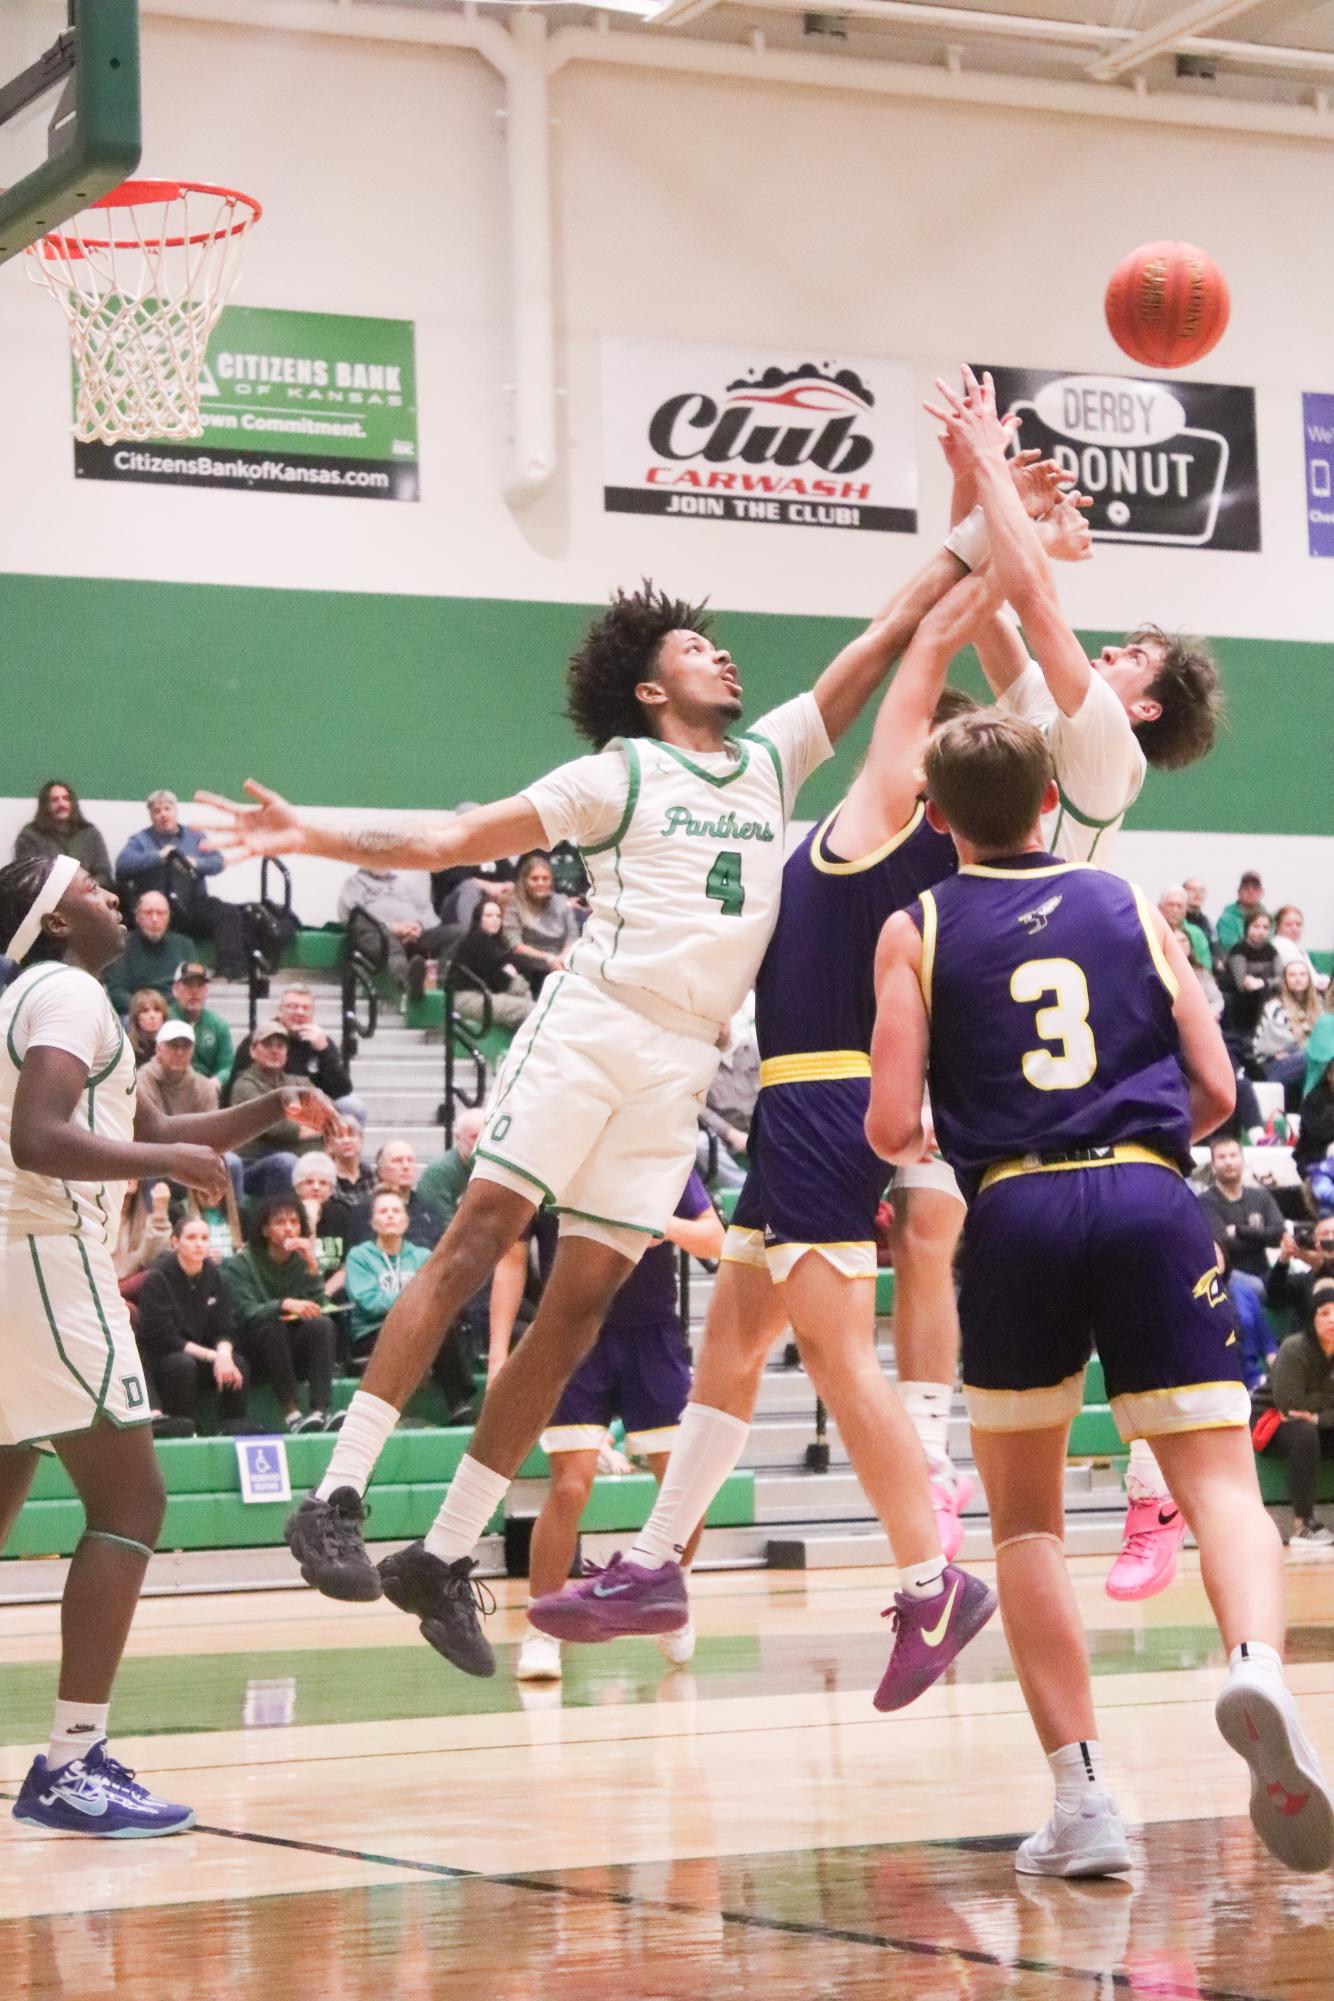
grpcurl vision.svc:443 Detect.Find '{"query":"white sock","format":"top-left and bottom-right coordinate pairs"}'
top-left (423, 1454), bottom-right (511, 1565)
top-left (1125, 1436), bottom-right (1172, 1503)
top-left (1049, 1739), bottom-right (1108, 1807)
top-left (315, 1391), bottom-right (400, 1501)
top-left (898, 1380), bottom-right (954, 1468)
top-left (629, 1405), bottom-right (750, 1569)
top-left (1228, 1639), bottom-right (1283, 1678)
top-left (901, 1554), bottom-right (947, 1599)
top-left (48, 1699), bottom-right (109, 1771)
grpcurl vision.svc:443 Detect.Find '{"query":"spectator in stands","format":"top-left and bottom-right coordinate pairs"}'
top-left (222, 1193), bottom-right (340, 1432)
top-left (229, 985), bottom-right (366, 1123)
top-left (170, 962), bottom-right (233, 1084)
top-left (1221, 910), bottom-right (1280, 1062)
top-left (1199, 1135), bottom-right (1285, 1316)
top-left (416, 1108), bottom-right (486, 1235)
top-left (14, 779), bottom-right (112, 888)
top-left (113, 1179), bottom-right (175, 1282)
top-left (1251, 1278), bottom-right (1334, 1553)
top-left (1256, 960), bottom-right (1322, 1110)
top-left (105, 891), bottom-right (192, 1015)
top-left (1269, 1217), bottom-right (1334, 1326)
top-left (416, 1109), bottom-right (527, 1405)
top-left (447, 897), bottom-right (535, 1030)
top-left (698, 1010), bottom-right (759, 1191)
top-left (504, 854), bottom-right (580, 997)
top-left (1159, 885), bottom-right (1222, 1015)
top-left (229, 1021), bottom-right (322, 1195)
top-left (344, 1188), bottom-right (432, 1366)
top-left (329, 1114), bottom-right (375, 1203)
top-left (116, 789), bottom-right (248, 979)
top-left (125, 987), bottom-right (169, 1067)
top-left (137, 1020), bottom-right (244, 1204)
top-left (182, 1184), bottom-right (245, 1266)
top-left (360, 1139), bottom-right (438, 1249)
top-left (136, 1215), bottom-right (250, 1431)
top-left (338, 865), bottom-right (450, 999)
top-left (1216, 870), bottom-right (1267, 954)
top-left (1213, 1236), bottom-right (1278, 1391)
top-left (291, 1151), bottom-right (361, 1297)
top-left (1296, 1056), bottom-right (1334, 1197)
top-left (1273, 906), bottom-right (1329, 994)
top-left (431, 807), bottom-right (518, 929)
top-left (1183, 876), bottom-right (1219, 958)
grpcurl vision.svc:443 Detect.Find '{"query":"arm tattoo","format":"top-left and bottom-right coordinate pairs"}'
top-left (348, 825), bottom-right (429, 860)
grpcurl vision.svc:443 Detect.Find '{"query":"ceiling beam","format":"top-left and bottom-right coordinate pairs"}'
top-left (1087, 0), bottom-right (1274, 79)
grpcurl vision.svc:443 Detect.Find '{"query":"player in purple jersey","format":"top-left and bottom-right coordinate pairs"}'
top-left (867, 710), bottom-right (1333, 1879)
top-left (531, 451), bottom-right (1092, 1710)
top-left (516, 1173), bottom-right (723, 1682)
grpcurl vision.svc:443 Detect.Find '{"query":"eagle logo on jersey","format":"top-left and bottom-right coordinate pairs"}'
top-left (1192, 1262), bottom-right (1228, 1311)
top-left (1017, 895), bottom-right (1062, 935)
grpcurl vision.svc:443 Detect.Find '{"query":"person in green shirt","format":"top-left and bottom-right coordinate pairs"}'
top-left (222, 1193), bottom-right (340, 1432)
top-left (415, 1106), bottom-right (485, 1235)
top-left (1216, 870), bottom-right (1267, 955)
top-left (345, 1189), bottom-right (431, 1358)
top-left (104, 891), bottom-right (193, 1015)
top-left (170, 962), bottom-right (234, 1083)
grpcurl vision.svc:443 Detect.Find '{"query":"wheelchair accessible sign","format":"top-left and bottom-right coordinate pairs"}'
top-left (235, 1437), bottom-right (292, 1505)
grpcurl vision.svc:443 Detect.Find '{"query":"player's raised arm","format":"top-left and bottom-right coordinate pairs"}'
top-left (806, 547), bottom-right (969, 745)
top-left (191, 784), bottom-right (547, 874)
top-left (1152, 906), bottom-right (1238, 1140)
top-left (865, 910), bottom-right (930, 1163)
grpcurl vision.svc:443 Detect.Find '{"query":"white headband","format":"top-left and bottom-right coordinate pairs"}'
top-left (9, 855), bottom-right (80, 964)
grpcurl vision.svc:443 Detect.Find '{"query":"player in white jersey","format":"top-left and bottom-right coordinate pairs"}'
top-left (927, 366), bottom-right (1225, 1605)
top-left (0, 856), bottom-right (337, 1838)
top-left (197, 563), bottom-right (1008, 1676)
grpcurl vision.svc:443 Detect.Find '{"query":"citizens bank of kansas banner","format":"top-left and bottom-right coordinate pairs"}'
top-left (601, 337), bottom-right (917, 534)
top-left (74, 306), bottom-right (419, 501)
top-left (978, 363), bottom-right (1260, 551)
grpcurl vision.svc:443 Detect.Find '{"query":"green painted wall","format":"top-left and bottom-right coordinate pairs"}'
top-left (8, 572), bottom-right (1330, 833)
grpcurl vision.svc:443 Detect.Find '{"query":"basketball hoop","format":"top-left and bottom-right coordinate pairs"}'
top-left (26, 178), bottom-right (261, 444)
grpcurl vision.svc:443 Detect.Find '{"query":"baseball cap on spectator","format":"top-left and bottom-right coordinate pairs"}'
top-left (1239, 871), bottom-right (1263, 890)
top-left (253, 1019), bottom-right (290, 1043)
top-left (156, 1020), bottom-right (196, 1047)
top-left (173, 961), bottom-right (209, 984)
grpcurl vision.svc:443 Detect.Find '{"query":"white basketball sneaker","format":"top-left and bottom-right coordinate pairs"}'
top-left (1216, 1655), bottom-right (1334, 1872)
top-left (1015, 1793), bottom-right (1132, 1878)
top-left (656, 1617), bottom-right (696, 1667)
top-left (516, 1626), bottom-right (563, 1682)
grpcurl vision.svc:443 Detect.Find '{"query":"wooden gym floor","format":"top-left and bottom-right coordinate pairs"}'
top-left (1, 1555), bottom-right (1332, 1999)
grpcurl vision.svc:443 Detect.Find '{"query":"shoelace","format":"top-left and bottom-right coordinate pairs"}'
top-left (95, 1753), bottom-right (151, 1800)
top-left (578, 1551), bottom-right (624, 1583)
top-left (323, 1495), bottom-right (371, 1551)
top-left (446, 1560), bottom-right (497, 1621)
top-left (1120, 1528), bottom-right (1157, 1560)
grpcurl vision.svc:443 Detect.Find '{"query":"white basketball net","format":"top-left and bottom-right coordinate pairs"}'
top-left (25, 181), bottom-right (259, 445)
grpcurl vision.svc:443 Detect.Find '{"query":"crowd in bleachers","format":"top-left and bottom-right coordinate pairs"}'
top-left (10, 783), bottom-right (1334, 1540)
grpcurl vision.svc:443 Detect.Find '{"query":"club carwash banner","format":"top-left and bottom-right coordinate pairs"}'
top-left (977, 363), bottom-right (1260, 551)
top-left (601, 337), bottom-right (917, 533)
top-left (74, 306), bottom-right (419, 501)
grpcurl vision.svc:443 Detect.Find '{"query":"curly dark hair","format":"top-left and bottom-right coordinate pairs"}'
top-left (565, 581), bottom-right (712, 748)
top-left (0, 856), bottom-right (65, 964)
top-left (1131, 624), bottom-right (1225, 771)
top-left (34, 779), bottom-right (89, 834)
top-left (249, 1190), bottom-right (306, 1245)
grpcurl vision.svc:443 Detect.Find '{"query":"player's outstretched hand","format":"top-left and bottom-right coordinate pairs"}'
top-left (1038, 491), bottom-right (1095, 564)
top-left (1010, 450), bottom-right (1076, 521)
top-left (281, 1087), bottom-right (342, 1138)
top-left (924, 364), bottom-right (1010, 465)
top-left (162, 1144), bottom-right (230, 1206)
top-left (190, 781), bottom-right (304, 864)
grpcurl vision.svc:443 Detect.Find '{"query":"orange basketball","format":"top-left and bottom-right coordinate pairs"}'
top-left (1104, 241), bottom-right (1230, 370)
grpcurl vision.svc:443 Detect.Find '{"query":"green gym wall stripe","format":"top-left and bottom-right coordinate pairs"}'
top-left (5, 572), bottom-right (1330, 834)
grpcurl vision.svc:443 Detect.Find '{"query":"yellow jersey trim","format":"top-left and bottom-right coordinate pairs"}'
top-left (1130, 882), bottom-right (1181, 1000)
top-left (977, 1143), bottom-right (1179, 1193)
top-left (759, 1050), bottom-right (871, 1088)
top-left (959, 860), bottom-right (1091, 880)
top-left (1113, 1379), bottom-right (1245, 1403)
top-left (917, 889), bottom-right (938, 1016)
top-left (809, 800), bottom-right (924, 876)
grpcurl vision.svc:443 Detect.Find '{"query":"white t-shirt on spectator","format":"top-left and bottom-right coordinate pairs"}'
top-left (998, 659), bottom-right (1146, 868)
top-left (523, 694), bottom-right (832, 1031)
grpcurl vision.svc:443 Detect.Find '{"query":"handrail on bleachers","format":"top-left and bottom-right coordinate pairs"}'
top-left (438, 960), bottom-right (493, 1148)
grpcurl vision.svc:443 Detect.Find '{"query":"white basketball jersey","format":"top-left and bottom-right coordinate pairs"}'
top-left (569, 730), bottom-right (791, 1031)
top-left (0, 963), bottom-right (137, 1244)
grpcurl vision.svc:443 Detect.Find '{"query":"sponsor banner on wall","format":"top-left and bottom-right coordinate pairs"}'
top-left (1303, 393), bottom-right (1334, 558)
top-left (74, 306), bottom-right (419, 501)
top-left (978, 363), bottom-right (1260, 551)
top-left (601, 338), bottom-right (917, 534)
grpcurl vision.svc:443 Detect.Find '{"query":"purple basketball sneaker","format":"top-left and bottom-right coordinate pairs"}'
top-left (528, 1553), bottom-right (689, 1643)
top-left (12, 1740), bottom-right (195, 1838)
top-left (873, 1564), bottom-right (997, 1712)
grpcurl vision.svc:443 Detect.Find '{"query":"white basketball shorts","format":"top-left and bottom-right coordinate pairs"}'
top-left (0, 1234), bottom-right (152, 1447)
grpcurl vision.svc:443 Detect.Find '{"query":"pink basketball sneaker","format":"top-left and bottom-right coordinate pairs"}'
top-left (1105, 1496), bottom-right (1186, 1602)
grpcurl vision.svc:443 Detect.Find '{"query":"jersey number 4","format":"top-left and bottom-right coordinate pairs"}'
top-left (706, 849), bottom-right (745, 918)
top-left (1011, 957), bottom-right (1098, 1091)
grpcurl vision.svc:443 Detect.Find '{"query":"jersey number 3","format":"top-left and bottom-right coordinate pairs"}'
top-left (1011, 957), bottom-right (1097, 1091)
top-left (705, 849), bottom-right (745, 918)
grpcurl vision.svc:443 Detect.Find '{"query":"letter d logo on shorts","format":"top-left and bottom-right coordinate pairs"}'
top-left (121, 1375), bottom-right (146, 1409)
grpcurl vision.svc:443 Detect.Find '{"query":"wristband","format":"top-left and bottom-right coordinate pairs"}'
top-left (944, 505), bottom-right (989, 572)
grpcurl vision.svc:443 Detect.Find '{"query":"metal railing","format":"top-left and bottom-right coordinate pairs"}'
top-left (243, 857), bottom-right (293, 1035)
top-left (438, 962), bottom-right (493, 1148)
top-left (340, 910), bottom-right (387, 1068)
